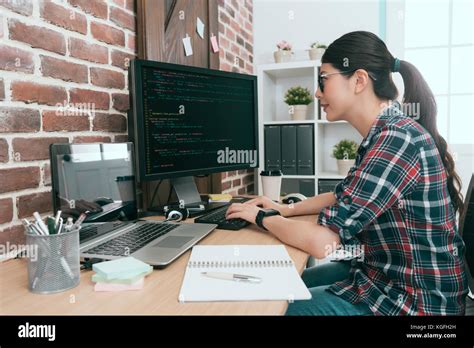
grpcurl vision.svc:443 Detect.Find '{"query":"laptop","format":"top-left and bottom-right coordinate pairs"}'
top-left (50, 142), bottom-right (217, 267)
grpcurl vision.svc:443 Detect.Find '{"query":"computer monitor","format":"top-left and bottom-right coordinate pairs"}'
top-left (129, 59), bottom-right (258, 210)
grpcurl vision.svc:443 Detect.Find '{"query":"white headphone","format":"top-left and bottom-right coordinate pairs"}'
top-left (164, 207), bottom-right (189, 222)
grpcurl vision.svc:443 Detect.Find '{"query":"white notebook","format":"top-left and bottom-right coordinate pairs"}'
top-left (178, 245), bottom-right (312, 302)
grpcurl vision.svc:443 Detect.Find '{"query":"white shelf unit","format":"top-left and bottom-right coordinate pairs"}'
top-left (256, 60), bottom-right (362, 196)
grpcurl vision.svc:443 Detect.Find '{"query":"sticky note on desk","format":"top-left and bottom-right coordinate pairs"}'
top-left (92, 257), bottom-right (152, 281)
top-left (92, 268), bottom-right (152, 284)
top-left (94, 278), bottom-right (144, 292)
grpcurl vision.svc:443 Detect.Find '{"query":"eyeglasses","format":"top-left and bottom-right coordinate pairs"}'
top-left (318, 70), bottom-right (377, 93)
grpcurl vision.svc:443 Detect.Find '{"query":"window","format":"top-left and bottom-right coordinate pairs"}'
top-left (403, 0), bottom-right (474, 145)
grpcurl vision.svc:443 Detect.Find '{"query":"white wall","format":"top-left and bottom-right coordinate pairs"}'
top-left (253, 0), bottom-right (381, 66)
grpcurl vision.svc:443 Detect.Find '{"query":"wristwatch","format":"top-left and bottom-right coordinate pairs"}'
top-left (255, 209), bottom-right (281, 231)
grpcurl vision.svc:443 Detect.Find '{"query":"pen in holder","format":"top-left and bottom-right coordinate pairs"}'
top-left (25, 226), bottom-right (81, 294)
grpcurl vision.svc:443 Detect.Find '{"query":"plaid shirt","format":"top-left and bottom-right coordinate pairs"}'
top-left (318, 101), bottom-right (469, 315)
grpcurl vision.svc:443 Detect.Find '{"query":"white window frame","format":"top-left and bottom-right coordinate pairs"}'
top-left (386, 0), bottom-right (474, 146)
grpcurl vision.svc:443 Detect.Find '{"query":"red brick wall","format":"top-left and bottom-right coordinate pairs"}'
top-left (218, 0), bottom-right (255, 196)
top-left (0, 0), bottom-right (136, 247)
top-left (0, 0), bottom-right (254, 249)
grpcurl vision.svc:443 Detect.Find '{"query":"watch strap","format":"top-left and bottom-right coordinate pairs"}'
top-left (255, 209), bottom-right (280, 230)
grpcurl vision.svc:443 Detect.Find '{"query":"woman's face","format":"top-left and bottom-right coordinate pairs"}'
top-left (315, 63), bottom-right (356, 122)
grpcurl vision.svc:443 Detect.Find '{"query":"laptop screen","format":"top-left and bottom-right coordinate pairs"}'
top-left (50, 143), bottom-right (137, 222)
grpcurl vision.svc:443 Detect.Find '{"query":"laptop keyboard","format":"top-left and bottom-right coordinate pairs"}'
top-left (80, 225), bottom-right (100, 240)
top-left (83, 222), bottom-right (179, 256)
top-left (79, 221), bottom-right (127, 241)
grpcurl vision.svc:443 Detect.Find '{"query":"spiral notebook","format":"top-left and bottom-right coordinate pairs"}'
top-left (178, 245), bottom-right (311, 302)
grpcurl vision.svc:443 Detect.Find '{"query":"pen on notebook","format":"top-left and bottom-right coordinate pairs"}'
top-left (201, 272), bottom-right (261, 283)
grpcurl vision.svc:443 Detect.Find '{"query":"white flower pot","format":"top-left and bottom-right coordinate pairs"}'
top-left (308, 48), bottom-right (325, 60)
top-left (274, 50), bottom-right (292, 63)
top-left (289, 104), bottom-right (308, 120)
top-left (337, 159), bottom-right (355, 176)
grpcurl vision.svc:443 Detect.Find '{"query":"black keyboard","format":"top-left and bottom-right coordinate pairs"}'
top-left (195, 197), bottom-right (251, 230)
top-left (83, 222), bottom-right (178, 256)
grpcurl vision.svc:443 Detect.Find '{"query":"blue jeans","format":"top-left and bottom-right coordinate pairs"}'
top-left (286, 261), bottom-right (374, 316)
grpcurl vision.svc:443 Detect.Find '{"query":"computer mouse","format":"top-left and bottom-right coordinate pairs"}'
top-left (281, 193), bottom-right (307, 204)
top-left (94, 197), bottom-right (114, 206)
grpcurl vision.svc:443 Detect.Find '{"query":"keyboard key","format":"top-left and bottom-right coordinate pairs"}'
top-left (84, 222), bottom-right (178, 256)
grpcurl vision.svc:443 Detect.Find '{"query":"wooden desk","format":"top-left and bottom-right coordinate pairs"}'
top-left (0, 214), bottom-right (314, 315)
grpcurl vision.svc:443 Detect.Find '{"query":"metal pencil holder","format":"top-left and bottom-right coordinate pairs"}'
top-left (25, 227), bottom-right (81, 294)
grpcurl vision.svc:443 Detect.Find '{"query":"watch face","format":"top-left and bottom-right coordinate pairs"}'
top-left (262, 209), bottom-right (280, 216)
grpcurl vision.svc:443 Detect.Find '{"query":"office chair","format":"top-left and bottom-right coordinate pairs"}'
top-left (459, 174), bottom-right (474, 301)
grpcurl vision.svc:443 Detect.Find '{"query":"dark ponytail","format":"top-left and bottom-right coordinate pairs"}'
top-left (398, 60), bottom-right (464, 218)
top-left (322, 31), bottom-right (465, 217)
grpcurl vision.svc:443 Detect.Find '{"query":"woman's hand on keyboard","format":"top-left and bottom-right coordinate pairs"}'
top-left (242, 196), bottom-right (290, 217)
top-left (225, 203), bottom-right (261, 224)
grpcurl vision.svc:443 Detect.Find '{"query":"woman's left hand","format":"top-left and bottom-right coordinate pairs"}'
top-left (225, 203), bottom-right (261, 224)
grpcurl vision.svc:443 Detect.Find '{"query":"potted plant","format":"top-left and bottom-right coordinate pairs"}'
top-left (284, 86), bottom-right (313, 120)
top-left (274, 40), bottom-right (293, 63)
top-left (332, 139), bottom-right (358, 175)
top-left (308, 42), bottom-right (327, 60)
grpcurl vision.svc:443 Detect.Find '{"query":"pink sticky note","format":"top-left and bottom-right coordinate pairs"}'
top-left (210, 35), bottom-right (219, 53)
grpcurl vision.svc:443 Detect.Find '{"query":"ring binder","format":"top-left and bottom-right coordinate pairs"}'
top-left (187, 259), bottom-right (294, 268)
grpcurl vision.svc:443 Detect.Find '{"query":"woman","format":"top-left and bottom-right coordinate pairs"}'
top-left (225, 31), bottom-right (469, 316)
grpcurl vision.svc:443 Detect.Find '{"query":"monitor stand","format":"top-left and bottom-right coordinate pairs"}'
top-left (148, 176), bottom-right (229, 217)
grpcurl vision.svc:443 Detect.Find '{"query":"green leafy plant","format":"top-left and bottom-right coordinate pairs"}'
top-left (284, 86), bottom-right (313, 105)
top-left (310, 42), bottom-right (327, 49)
top-left (332, 139), bottom-right (358, 160)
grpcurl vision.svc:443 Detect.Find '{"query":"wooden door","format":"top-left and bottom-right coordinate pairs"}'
top-left (136, 0), bottom-right (222, 209)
